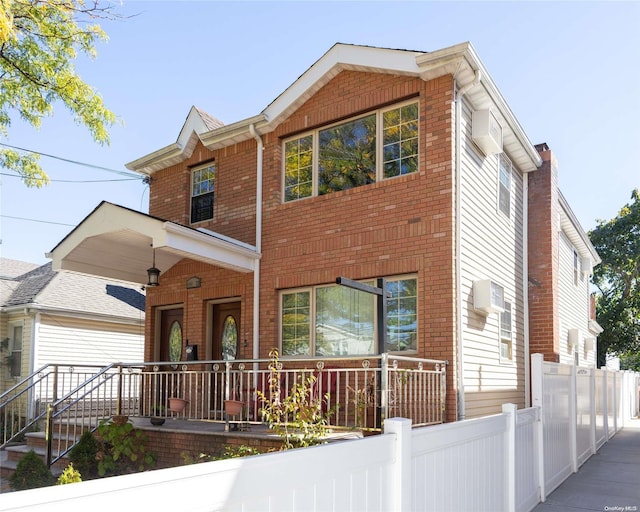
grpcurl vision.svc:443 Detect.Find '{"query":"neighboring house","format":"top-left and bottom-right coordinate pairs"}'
top-left (47, 42), bottom-right (600, 420)
top-left (0, 258), bottom-right (145, 397)
top-left (528, 145), bottom-right (602, 368)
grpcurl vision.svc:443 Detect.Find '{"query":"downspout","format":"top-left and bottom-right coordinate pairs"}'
top-left (249, 124), bottom-right (263, 360)
top-left (523, 172), bottom-right (531, 407)
top-left (454, 70), bottom-right (480, 421)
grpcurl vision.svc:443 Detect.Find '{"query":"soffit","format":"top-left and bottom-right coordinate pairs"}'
top-left (47, 202), bottom-right (259, 284)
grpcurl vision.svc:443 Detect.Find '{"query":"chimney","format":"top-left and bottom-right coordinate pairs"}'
top-left (528, 143), bottom-right (560, 362)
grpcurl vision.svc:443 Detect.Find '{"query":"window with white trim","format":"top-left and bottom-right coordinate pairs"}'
top-left (191, 163), bottom-right (215, 223)
top-left (500, 302), bottom-right (513, 361)
top-left (283, 101), bottom-right (419, 202)
top-left (9, 324), bottom-right (23, 377)
top-left (498, 154), bottom-right (512, 217)
top-left (280, 276), bottom-right (418, 356)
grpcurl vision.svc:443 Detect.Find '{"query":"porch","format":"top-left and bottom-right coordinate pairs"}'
top-left (0, 353), bottom-right (447, 468)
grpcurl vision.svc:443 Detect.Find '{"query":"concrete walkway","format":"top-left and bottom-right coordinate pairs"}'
top-left (533, 418), bottom-right (640, 512)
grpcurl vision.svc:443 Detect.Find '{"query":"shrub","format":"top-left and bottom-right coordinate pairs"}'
top-left (257, 348), bottom-right (334, 450)
top-left (9, 450), bottom-right (55, 491)
top-left (69, 430), bottom-right (100, 480)
top-left (96, 418), bottom-right (156, 476)
top-left (57, 463), bottom-right (82, 484)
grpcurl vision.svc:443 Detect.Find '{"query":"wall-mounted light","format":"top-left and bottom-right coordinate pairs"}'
top-left (147, 247), bottom-right (160, 287)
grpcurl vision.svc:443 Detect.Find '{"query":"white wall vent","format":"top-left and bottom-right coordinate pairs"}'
top-left (473, 279), bottom-right (504, 315)
top-left (472, 110), bottom-right (503, 156)
top-left (568, 328), bottom-right (580, 349)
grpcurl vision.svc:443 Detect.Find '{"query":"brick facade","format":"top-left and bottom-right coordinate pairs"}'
top-left (144, 70), bottom-right (458, 421)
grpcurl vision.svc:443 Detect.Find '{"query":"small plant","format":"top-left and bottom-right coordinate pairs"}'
top-left (181, 444), bottom-right (266, 464)
top-left (348, 373), bottom-right (377, 429)
top-left (257, 348), bottom-right (334, 450)
top-left (57, 463), bottom-right (82, 484)
top-left (96, 418), bottom-right (156, 476)
top-left (69, 430), bottom-right (100, 480)
top-left (9, 450), bottom-right (55, 491)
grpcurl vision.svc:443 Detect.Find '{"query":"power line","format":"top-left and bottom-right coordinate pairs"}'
top-left (0, 214), bottom-right (75, 227)
top-left (0, 172), bottom-right (140, 183)
top-left (0, 142), bottom-right (143, 179)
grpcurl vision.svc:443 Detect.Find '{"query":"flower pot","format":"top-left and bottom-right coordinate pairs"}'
top-left (111, 415), bottom-right (129, 426)
top-left (168, 397), bottom-right (189, 413)
top-left (150, 417), bottom-right (166, 426)
top-left (224, 399), bottom-right (244, 417)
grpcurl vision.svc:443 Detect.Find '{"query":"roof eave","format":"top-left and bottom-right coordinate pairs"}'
top-left (417, 42), bottom-right (542, 173)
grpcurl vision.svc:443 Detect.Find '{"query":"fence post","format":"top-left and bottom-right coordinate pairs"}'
top-left (612, 372), bottom-right (618, 433)
top-left (531, 353), bottom-right (546, 501)
top-left (602, 369), bottom-right (609, 442)
top-left (384, 417), bottom-right (412, 512)
top-left (589, 367), bottom-right (596, 456)
top-left (569, 364), bottom-right (577, 473)
top-left (502, 403), bottom-right (517, 512)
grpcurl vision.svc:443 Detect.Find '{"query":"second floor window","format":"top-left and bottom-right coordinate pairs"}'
top-left (283, 101), bottom-right (419, 202)
top-left (498, 154), bottom-right (512, 218)
top-left (191, 164), bottom-right (215, 223)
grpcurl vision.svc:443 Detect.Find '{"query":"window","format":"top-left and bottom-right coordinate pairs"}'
top-left (500, 302), bottom-right (512, 360)
top-left (573, 249), bottom-right (580, 286)
top-left (280, 276), bottom-right (418, 356)
top-left (191, 164), bottom-right (215, 223)
top-left (498, 154), bottom-right (511, 217)
top-left (283, 101), bottom-right (419, 202)
top-left (9, 324), bottom-right (23, 377)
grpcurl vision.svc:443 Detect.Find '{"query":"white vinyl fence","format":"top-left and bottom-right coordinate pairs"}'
top-left (3, 355), bottom-right (638, 512)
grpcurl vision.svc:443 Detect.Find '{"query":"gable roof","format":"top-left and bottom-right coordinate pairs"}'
top-left (0, 258), bottom-right (39, 279)
top-left (126, 42), bottom-right (542, 176)
top-left (47, 201), bottom-right (260, 284)
top-left (1, 259), bottom-right (145, 322)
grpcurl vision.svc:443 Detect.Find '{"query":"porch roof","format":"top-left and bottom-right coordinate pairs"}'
top-left (46, 202), bottom-right (260, 284)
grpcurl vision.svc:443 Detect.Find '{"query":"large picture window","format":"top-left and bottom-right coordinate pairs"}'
top-left (280, 276), bottom-right (417, 356)
top-left (191, 164), bottom-right (215, 223)
top-left (283, 101), bottom-right (419, 202)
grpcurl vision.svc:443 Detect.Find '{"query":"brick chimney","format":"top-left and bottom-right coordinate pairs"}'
top-left (528, 143), bottom-right (560, 362)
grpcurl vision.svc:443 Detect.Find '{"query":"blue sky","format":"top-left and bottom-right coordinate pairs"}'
top-left (1, 1), bottom-right (638, 265)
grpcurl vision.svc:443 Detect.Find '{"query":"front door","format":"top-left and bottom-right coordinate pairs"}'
top-left (211, 302), bottom-right (241, 361)
top-left (160, 308), bottom-right (184, 365)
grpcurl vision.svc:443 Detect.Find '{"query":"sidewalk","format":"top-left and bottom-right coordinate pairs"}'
top-left (533, 418), bottom-right (640, 512)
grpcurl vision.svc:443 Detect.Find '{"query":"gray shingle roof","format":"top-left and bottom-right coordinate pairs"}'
top-left (1, 259), bottom-right (145, 320)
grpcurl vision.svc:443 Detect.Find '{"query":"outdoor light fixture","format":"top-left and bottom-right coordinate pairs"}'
top-left (147, 247), bottom-right (160, 287)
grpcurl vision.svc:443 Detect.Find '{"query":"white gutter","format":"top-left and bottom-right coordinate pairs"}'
top-left (454, 70), bottom-right (480, 421)
top-left (249, 124), bottom-right (263, 360)
top-left (523, 173), bottom-right (530, 407)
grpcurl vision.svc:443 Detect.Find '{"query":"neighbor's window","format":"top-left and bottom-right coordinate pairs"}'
top-left (498, 154), bottom-right (512, 217)
top-left (191, 163), bottom-right (215, 223)
top-left (9, 324), bottom-right (23, 377)
top-left (283, 101), bottom-right (419, 202)
top-left (500, 302), bottom-right (512, 361)
top-left (281, 276), bottom-right (417, 356)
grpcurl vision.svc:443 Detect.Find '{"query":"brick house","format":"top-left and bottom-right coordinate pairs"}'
top-left (48, 42), bottom-right (600, 421)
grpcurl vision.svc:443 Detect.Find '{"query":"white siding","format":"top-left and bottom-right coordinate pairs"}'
top-left (557, 232), bottom-right (596, 367)
top-left (458, 98), bottom-right (526, 417)
top-left (34, 314), bottom-right (144, 368)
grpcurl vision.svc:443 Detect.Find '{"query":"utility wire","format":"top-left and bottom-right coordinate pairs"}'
top-left (0, 214), bottom-right (75, 227)
top-left (0, 172), bottom-right (140, 183)
top-left (0, 142), bottom-right (143, 179)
